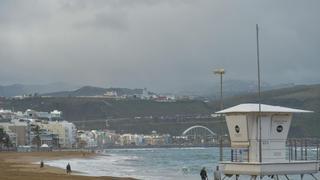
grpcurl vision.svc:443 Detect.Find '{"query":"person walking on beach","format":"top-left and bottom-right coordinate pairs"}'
top-left (40, 160), bottom-right (44, 168)
top-left (66, 163), bottom-right (72, 174)
top-left (200, 167), bottom-right (208, 180)
top-left (214, 166), bottom-right (221, 180)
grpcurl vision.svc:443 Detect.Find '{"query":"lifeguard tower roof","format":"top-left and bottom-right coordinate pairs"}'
top-left (216, 103), bottom-right (313, 114)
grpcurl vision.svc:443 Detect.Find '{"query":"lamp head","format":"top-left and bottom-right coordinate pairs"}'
top-left (214, 69), bottom-right (225, 75)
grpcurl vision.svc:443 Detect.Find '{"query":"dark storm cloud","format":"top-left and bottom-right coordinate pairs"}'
top-left (0, 0), bottom-right (319, 92)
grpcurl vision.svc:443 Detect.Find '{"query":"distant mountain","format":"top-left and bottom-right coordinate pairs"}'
top-left (0, 82), bottom-right (79, 97)
top-left (43, 86), bottom-right (144, 97)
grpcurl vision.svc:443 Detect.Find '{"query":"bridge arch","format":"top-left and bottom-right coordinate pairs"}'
top-left (182, 125), bottom-right (216, 136)
top-left (181, 125), bottom-right (217, 145)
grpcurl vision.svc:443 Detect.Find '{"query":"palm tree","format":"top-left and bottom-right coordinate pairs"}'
top-left (32, 125), bottom-right (41, 151)
top-left (0, 128), bottom-right (11, 149)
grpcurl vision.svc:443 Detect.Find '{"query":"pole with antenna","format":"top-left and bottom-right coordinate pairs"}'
top-left (256, 24), bottom-right (262, 163)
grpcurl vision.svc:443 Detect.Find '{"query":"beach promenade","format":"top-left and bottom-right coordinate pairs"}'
top-left (0, 151), bottom-right (136, 180)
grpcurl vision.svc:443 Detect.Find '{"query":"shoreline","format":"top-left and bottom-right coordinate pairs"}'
top-left (103, 144), bottom-right (220, 149)
top-left (0, 151), bottom-right (136, 180)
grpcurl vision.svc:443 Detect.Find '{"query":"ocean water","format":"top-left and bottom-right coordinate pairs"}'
top-left (46, 147), bottom-right (319, 180)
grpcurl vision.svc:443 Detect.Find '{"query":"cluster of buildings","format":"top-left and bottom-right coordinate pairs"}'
top-left (0, 108), bottom-right (215, 151)
top-left (0, 109), bottom-right (76, 150)
top-left (103, 88), bottom-right (178, 102)
top-left (102, 88), bottom-right (195, 102)
top-left (76, 129), bottom-right (218, 148)
top-left (0, 87), bottom-right (197, 103)
top-left (77, 130), bottom-right (172, 148)
top-left (0, 109), bottom-right (182, 150)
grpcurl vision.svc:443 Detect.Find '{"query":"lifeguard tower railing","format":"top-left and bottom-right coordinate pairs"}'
top-left (219, 138), bottom-right (320, 162)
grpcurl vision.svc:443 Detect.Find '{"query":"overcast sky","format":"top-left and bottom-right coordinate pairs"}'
top-left (0, 0), bottom-right (319, 92)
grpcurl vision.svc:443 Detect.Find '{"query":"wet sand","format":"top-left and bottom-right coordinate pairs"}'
top-left (0, 151), bottom-right (136, 180)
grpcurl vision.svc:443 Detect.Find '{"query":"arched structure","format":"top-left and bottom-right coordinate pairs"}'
top-left (182, 125), bottom-right (216, 145)
top-left (182, 125), bottom-right (216, 136)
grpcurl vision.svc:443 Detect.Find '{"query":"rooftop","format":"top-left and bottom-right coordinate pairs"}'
top-left (216, 103), bottom-right (313, 114)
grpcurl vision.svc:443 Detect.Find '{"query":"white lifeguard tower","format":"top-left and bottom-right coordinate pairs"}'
top-left (216, 103), bottom-right (319, 180)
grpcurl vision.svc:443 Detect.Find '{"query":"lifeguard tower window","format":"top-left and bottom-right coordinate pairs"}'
top-left (235, 125), bottom-right (240, 133)
top-left (276, 125), bottom-right (283, 133)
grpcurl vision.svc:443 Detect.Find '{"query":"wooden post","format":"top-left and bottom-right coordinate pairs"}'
top-left (304, 139), bottom-right (307, 160)
top-left (290, 140), bottom-right (293, 161)
top-left (317, 142), bottom-right (319, 161)
top-left (231, 149), bottom-right (234, 162)
top-left (288, 140), bottom-right (291, 162)
top-left (300, 139), bottom-right (303, 160)
top-left (219, 136), bottom-right (223, 161)
top-left (294, 139), bottom-right (297, 160)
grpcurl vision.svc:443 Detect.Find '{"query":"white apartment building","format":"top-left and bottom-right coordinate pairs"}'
top-left (39, 121), bottom-right (76, 148)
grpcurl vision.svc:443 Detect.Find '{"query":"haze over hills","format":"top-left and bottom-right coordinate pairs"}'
top-left (0, 82), bottom-right (80, 97)
top-left (0, 80), bottom-right (298, 98)
top-left (181, 79), bottom-right (296, 98)
top-left (42, 86), bottom-right (145, 97)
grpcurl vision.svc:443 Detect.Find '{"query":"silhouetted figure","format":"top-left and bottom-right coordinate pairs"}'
top-left (200, 167), bottom-right (208, 180)
top-left (214, 166), bottom-right (221, 180)
top-left (66, 163), bottom-right (72, 174)
top-left (40, 160), bottom-right (44, 168)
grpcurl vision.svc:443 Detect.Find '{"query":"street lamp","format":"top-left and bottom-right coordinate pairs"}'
top-left (213, 68), bottom-right (225, 161)
top-left (213, 69), bottom-right (225, 110)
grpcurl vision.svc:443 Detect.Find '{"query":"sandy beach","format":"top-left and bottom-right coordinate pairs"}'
top-left (0, 151), bottom-right (136, 180)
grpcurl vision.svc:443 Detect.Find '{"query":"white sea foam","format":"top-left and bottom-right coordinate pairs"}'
top-left (46, 148), bottom-right (319, 180)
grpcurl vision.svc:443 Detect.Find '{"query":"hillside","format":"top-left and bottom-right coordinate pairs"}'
top-left (0, 81), bottom-right (296, 98)
top-left (0, 84), bottom-right (319, 137)
top-left (1, 97), bottom-right (216, 135)
top-left (209, 84), bottom-right (320, 137)
top-left (2, 98), bottom-right (212, 119)
top-left (43, 86), bottom-right (144, 97)
top-left (0, 83), bottom-right (79, 97)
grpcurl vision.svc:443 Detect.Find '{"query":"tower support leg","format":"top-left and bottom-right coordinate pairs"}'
top-left (250, 175), bottom-right (257, 180)
top-left (310, 174), bottom-right (319, 180)
top-left (284, 175), bottom-right (290, 180)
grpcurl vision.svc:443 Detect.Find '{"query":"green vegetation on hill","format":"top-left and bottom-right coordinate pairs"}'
top-left (1, 84), bottom-right (319, 137)
top-left (1, 97), bottom-right (218, 135)
top-left (209, 84), bottom-right (320, 137)
top-left (42, 86), bottom-right (144, 97)
top-left (2, 98), bottom-right (213, 120)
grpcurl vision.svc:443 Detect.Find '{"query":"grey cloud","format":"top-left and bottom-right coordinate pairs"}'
top-left (74, 12), bottom-right (128, 30)
top-left (59, 0), bottom-right (192, 10)
top-left (0, 1), bottom-right (52, 27)
top-left (0, 0), bottom-right (319, 93)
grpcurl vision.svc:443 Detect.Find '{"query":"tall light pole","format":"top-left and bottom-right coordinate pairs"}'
top-left (214, 68), bottom-right (225, 161)
top-left (256, 24), bottom-right (262, 163)
top-left (214, 69), bottom-right (225, 110)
